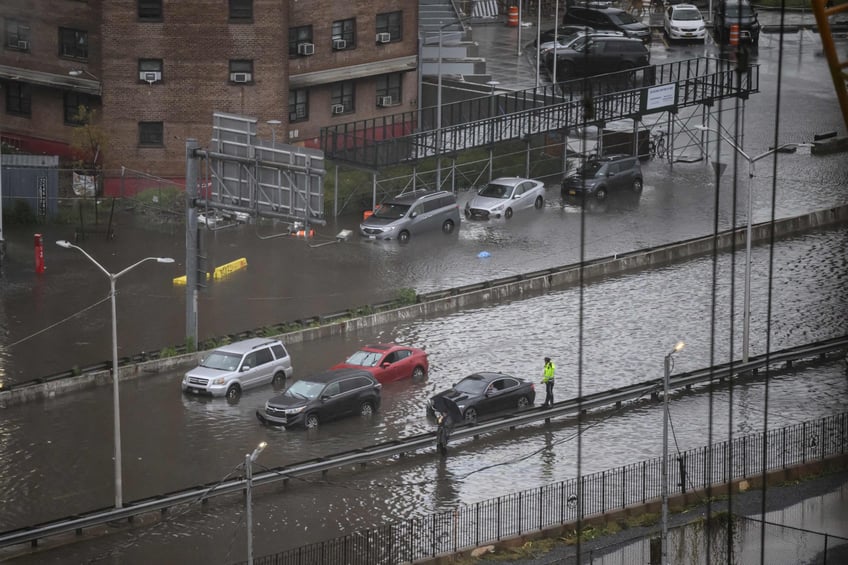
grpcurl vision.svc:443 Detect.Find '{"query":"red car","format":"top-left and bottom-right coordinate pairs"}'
top-left (332, 344), bottom-right (429, 384)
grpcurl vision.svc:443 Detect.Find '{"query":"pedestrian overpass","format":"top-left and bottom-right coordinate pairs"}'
top-left (320, 56), bottom-right (758, 170)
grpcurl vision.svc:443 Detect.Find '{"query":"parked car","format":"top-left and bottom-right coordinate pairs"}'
top-left (526, 24), bottom-right (594, 49)
top-left (663, 4), bottom-right (706, 41)
top-left (712, 0), bottom-right (760, 47)
top-left (539, 30), bottom-right (624, 68)
top-left (551, 35), bottom-right (650, 79)
top-left (464, 177), bottom-right (545, 220)
top-left (427, 372), bottom-right (536, 423)
top-left (562, 6), bottom-right (652, 43)
top-left (256, 368), bottom-right (381, 429)
top-left (332, 343), bottom-right (429, 384)
top-left (359, 190), bottom-right (460, 243)
top-left (561, 154), bottom-right (643, 201)
top-left (181, 338), bottom-right (293, 400)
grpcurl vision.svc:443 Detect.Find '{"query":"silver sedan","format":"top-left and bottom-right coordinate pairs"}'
top-left (464, 177), bottom-right (546, 220)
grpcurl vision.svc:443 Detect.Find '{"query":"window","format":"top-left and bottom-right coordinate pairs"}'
top-left (64, 92), bottom-right (93, 124)
top-left (5, 19), bottom-right (31, 51)
top-left (288, 25), bottom-right (313, 57)
top-left (332, 18), bottom-right (355, 49)
top-left (138, 0), bottom-right (162, 20)
top-left (228, 60), bottom-right (253, 83)
top-left (59, 27), bottom-right (88, 60)
top-left (375, 73), bottom-right (402, 106)
top-left (138, 59), bottom-right (163, 82)
top-left (5, 83), bottom-right (31, 117)
top-left (289, 88), bottom-right (308, 122)
top-left (139, 121), bottom-right (164, 146)
top-left (376, 11), bottom-right (402, 42)
top-left (229, 0), bottom-right (252, 21)
top-left (331, 81), bottom-right (355, 113)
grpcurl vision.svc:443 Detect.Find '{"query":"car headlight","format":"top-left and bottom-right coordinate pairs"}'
top-left (284, 406), bottom-right (305, 415)
top-left (456, 404), bottom-right (466, 411)
top-left (382, 225), bottom-right (396, 232)
top-left (212, 377), bottom-right (225, 385)
top-left (492, 204), bottom-right (504, 212)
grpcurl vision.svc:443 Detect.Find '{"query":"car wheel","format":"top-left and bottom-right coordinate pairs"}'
top-left (504, 207), bottom-right (513, 219)
top-left (225, 385), bottom-right (241, 402)
top-left (398, 230), bottom-right (410, 244)
top-left (412, 366), bottom-right (427, 383)
top-left (305, 413), bottom-right (319, 429)
top-left (595, 187), bottom-right (608, 201)
top-left (359, 401), bottom-right (375, 417)
top-left (632, 178), bottom-right (643, 193)
top-left (464, 407), bottom-right (478, 423)
top-left (272, 371), bottom-right (287, 385)
top-left (464, 209), bottom-right (470, 219)
top-left (534, 195), bottom-right (544, 209)
top-left (517, 396), bottom-right (531, 410)
top-left (442, 219), bottom-right (455, 234)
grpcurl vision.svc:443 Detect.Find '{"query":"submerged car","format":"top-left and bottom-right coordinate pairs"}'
top-left (561, 154), bottom-right (643, 201)
top-left (181, 338), bottom-right (293, 400)
top-left (464, 177), bottom-right (545, 220)
top-left (332, 343), bottom-right (429, 384)
top-left (256, 368), bottom-right (381, 429)
top-left (359, 190), bottom-right (460, 243)
top-left (427, 372), bottom-right (536, 423)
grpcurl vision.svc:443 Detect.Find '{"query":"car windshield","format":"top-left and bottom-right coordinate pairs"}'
top-left (478, 183), bottom-right (513, 199)
top-left (200, 352), bottom-right (241, 371)
top-left (454, 376), bottom-right (488, 394)
top-left (372, 202), bottom-right (410, 219)
top-left (576, 160), bottom-right (604, 178)
top-left (674, 8), bottom-right (702, 20)
top-left (726, 3), bottom-right (755, 16)
top-left (611, 12), bottom-right (639, 24)
top-left (345, 350), bottom-right (383, 367)
top-left (285, 379), bottom-right (325, 400)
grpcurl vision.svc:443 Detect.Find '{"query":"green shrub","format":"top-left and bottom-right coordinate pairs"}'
top-left (396, 287), bottom-right (418, 306)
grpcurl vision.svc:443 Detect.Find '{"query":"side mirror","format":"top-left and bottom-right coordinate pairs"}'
top-left (241, 365), bottom-right (251, 372)
top-left (409, 211), bottom-right (418, 218)
top-left (381, 361), bottom-right (391, 368)
top-left (321, 395), bottom-right (331, 401)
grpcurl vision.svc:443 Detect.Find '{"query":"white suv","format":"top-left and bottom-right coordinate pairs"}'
top-left (181, 338), bottom-right (293, 401)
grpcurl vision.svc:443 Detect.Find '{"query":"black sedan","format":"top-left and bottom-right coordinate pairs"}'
top-left (427, 372), bottom-right (536, 423)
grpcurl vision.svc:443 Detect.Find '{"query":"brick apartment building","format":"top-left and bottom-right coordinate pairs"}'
top-left (0, 0), bottom-right (418, 194)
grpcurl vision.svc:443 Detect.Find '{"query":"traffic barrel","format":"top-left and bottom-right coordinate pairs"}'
top-left (729, 24), bottom-right (739, 46)
top-left (507, 6), bottom-right (519, 27)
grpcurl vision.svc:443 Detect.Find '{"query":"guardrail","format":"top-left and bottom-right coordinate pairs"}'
top-left (1, 336), bottom-right (845, 553)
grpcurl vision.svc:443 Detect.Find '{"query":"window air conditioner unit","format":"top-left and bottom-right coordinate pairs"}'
top-left (333, 38), bottom-right (347, 50)
top-left (377, 96), bottom-right (393, 107)
top-left (231, 72), bottom-right (251, 83)
top-left (140, 71), bottom-right (162, 83)
top-left (331, 104), bottom-right (346, 115)
top-left (17, 40), bottom-right (29, 50)
top-left (376, 32), bottom-right (391, 43)
top-left (289, 129), bottom-right (299, 139)
top-left (297, 42), bottom-right (315, 55)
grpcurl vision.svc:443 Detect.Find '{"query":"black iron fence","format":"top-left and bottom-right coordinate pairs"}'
top-left (248, 412), bottom-right (846, 565)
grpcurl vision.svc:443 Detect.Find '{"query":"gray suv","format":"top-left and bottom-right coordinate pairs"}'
top-left (181, 338), bottom-right (293, 401)
top-left (359, 190), bottom-right (460, 243)
top-left (561, 154), bottom-right (643, 201)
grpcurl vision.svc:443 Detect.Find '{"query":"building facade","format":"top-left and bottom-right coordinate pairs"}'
top-left (0, 0), bottom-right (418, 194)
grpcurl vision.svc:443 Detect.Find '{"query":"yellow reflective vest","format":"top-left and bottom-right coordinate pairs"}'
top-left (543, 362), bottom-right (555, 383)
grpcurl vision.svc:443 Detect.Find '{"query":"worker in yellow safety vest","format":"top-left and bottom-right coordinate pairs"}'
top-left (541, 357), bottom-right (556, 408)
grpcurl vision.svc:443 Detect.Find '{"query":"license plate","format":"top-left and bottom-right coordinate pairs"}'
top-left (368, 235), bottom-right (376, 239)
top-left (191, 388), bottom-right (200, 394)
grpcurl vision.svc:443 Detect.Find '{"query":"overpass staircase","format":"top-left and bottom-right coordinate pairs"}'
top-left (321, 57), bottom-right (759, 169)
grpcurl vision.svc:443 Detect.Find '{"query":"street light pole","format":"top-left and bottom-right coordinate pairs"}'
top-left (662, 340), bottom-right (685, 565)
top-left (436, 23), bottom-right (444, 192)
top-left (696, 125), bottom-right (797, 363)
top-left (267, 119), bottom-right (281, 145)
top-left (56, 241), bottom-right (174, 509)
top-left (245, 441), bottom-right (268, 565)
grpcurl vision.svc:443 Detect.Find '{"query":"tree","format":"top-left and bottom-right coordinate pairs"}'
top-left (69, 105), bottom-right (108, 196)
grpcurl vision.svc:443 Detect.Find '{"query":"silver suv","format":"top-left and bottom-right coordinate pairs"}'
top-left (561, 154), bottom-right (643, 201)
top-left (359, 190), bottom-right (460, 243)
top-left (181, 338), bottom-right (293, 401)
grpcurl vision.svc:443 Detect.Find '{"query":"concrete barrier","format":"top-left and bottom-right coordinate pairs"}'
top-left (2, 204), bottom-right (846, 407)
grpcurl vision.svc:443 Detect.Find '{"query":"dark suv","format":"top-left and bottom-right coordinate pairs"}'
top-left (256, 368), bottom-right (382, 429)
top-left (561, 154), bottom-right (643, 201)
top-left (551, 36), bottom-right (649, 79)
top-left (712, 0), bottom-right (760, 47)
top-left (562, 6), bottom-right (652, 43)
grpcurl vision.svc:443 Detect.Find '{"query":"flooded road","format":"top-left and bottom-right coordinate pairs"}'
top-left (0, 229), bottom-right (846, 563)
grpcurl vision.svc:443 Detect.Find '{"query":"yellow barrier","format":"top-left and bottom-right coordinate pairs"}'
top-left (172, 257), bottom-right (248, 285)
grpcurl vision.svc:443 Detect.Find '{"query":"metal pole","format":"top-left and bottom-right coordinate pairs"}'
top-left (110, 276), bottom-right (122, 509)
top-left (553, 1), bottom-right (559, 86)
top-left (246, 452), bottom-right (254, 565)
top-left (536, 1), bottom-right (542, 88)
top-left (661, 352), bottom-right (670, 564)
top-left (436, 25), bottom-right (443, 191)
top-left (333, 164), bottom-right (339, 217)
top-left (517, 0), bottom-right (523, 56)
top-left (185, 139), bottom-right (199, 346)
top-left (742, 159), bottom-right (754, 364)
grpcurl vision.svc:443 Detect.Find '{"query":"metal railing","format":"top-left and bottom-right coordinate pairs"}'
top-left (248, 412), bottom-right (847, 565)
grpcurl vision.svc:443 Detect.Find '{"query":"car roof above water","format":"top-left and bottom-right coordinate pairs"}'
top-left (385, 189), bottom-right (454, 206)
top-left (302, 368), bottom-right (376, 384)
top-left (213, 337), bottom-right (283, 354)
